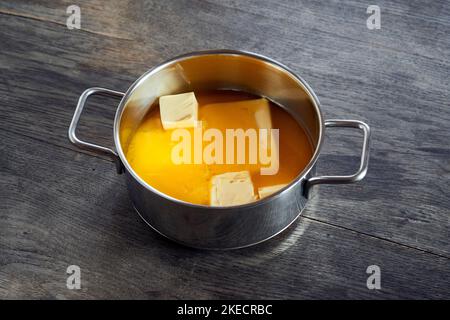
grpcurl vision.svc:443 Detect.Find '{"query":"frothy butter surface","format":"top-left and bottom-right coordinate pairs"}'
top-left (124, 90), bottom-right (313, 205)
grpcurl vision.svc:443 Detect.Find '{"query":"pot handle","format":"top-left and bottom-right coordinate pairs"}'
top-left (68, 87), bottom-right (125, 173)
top-left (305, 119), bottom-right (371, 192)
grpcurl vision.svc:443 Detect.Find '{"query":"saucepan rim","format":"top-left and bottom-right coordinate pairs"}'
top-left (113, 49), bottom-right (325, 210)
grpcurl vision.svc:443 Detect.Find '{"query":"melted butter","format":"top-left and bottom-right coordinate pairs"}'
top-left (124, 90), bottom-right (313, 205)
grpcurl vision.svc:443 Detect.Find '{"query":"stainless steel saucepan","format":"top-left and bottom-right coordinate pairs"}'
top-left (69, 50), bottom-right (371, 249)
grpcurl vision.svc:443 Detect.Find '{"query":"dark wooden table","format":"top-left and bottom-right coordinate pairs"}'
top-left (1, 0), bottom-right (449, 299)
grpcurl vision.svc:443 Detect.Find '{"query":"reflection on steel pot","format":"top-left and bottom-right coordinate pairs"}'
top-left (68, 50), bottom-right (371, 249)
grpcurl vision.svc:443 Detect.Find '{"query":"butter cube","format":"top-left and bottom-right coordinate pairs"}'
top-left (258, 184), bottom-right (287, 199)
top-left (250, 98), bottom-right (272, 129)
top-left (249, 99), bottom-right (279, 176)
top-left (210, 171), bottom-right (256, 206)
top-left (159, 92), bottom-right (198, 130)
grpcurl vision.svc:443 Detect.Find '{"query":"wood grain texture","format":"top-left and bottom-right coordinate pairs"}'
top-left (1, 130), bottom-right (449, 299)
top-left (0, 0), bottom-right (449, 299)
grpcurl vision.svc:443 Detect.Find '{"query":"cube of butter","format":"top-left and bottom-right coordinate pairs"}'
top-left (258, 184), bottom-right (287, 199)
top-left (250, 98), bottom-right (272, 129)
top-left (210, 171), bottom-right (256, 206)
top-left (159, 92), bottom-right (198, 130)
top-left (249, 99), bottom-right (279, 176)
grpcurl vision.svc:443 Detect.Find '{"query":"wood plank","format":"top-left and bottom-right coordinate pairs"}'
top-left (0, 130), bottom-right (448, 299)
top-left (1, 0), bottom-right (449, 59)
top-left (0, 2), bottom-right (449, 257)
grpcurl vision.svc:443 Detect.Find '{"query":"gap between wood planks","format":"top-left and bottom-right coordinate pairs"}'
top-left (200, 0), bottom-right (450, 64)
top-left (2, 126), bottom-right (449, 261)
top-left (301, 216), bottom-right (450, 260)
top-left (1, 5), bottom-right (449, 66)
top-left (0, 8), bottom-right (132, 41)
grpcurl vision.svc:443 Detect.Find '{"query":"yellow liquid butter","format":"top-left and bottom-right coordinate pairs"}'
top-left (124, 90), bottom-right (313, 205)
